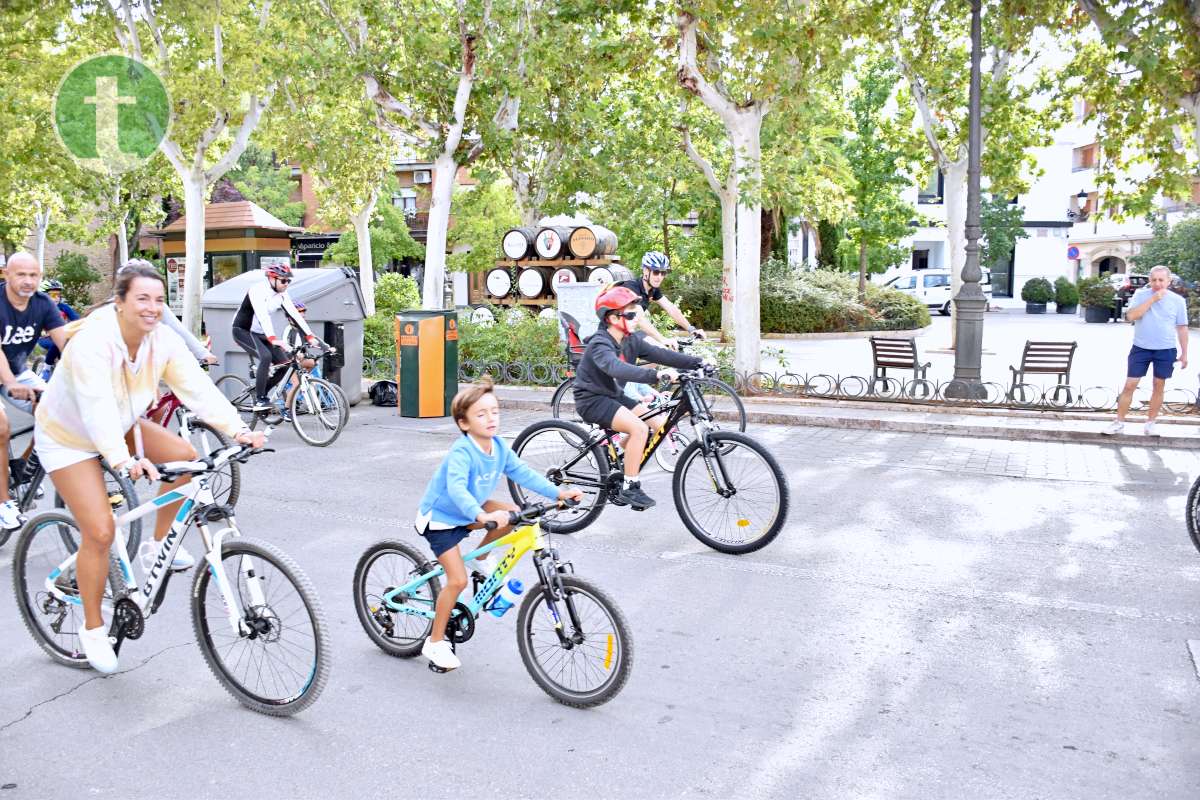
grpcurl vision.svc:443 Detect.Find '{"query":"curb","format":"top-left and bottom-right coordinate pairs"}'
top-left (762, 326), bottom-right (928, 341)
top-left (493, 394), bottom-right (1200, 450)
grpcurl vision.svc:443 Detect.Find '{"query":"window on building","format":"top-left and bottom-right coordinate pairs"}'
top-left (918, 168), bottom-right (943, 204)
top-left (1069, 191), bottom-right (1098, 220)
top-left (1071, 144), bottom-right (1098, 171)
top-left (1072, 97), bottom-right (1094, 122)
top-left (392, 189), bottom-right (418, 215)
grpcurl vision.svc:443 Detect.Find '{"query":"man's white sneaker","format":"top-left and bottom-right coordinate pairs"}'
top-left (1144, 419), bottom-right (1159, 436)
top-left (422, 637), bottom-right (461, 670)
top-left (1101, 421), bottom-right (1124, 436)
top-left (78, 624), bottom-right (119, 674)
top-left (171, 544), bottom-right (196, 571)
top-left (0, 499), bottom-right (24, 530)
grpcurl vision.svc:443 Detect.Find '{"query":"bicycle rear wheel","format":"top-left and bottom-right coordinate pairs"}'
top-left (192, 536), bottom-right (329, 716)
top-left (53, 461), bottom-right (141, 554)
top-left (290, 376), bottom-right (347, 447)
top-left (508, 419), bottom-right (609, 534)
top-left (1187, 475), bottom-right (1200, 555)
top-left (672, 431), bottom-right (788, 554)
top-left (185, 421), bottom-right (240, 507)
top-left (353, 540), bottom-right (439, 657)
top-left (516, 575), bottom-right (632, 708)
top-left (11, 511), bottom-right (113, 668)
top-left (693, 377), bottom-right (746, 432)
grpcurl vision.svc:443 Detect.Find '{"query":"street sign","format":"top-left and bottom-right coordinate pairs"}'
top-left (1067, 245), bottom-right (1080, 260)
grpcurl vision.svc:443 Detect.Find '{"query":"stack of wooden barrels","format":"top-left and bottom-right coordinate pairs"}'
top-left (472, 222), bottom-right (625, 309)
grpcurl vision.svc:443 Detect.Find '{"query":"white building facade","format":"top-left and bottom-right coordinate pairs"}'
top-left (877, 99), bottom-right (1199, 296)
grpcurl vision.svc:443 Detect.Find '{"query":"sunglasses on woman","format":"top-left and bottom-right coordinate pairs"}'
top-left (615, 310), bottom-right (638, 320)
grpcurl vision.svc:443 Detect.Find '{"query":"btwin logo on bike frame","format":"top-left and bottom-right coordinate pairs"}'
top-left (142, 504), bottom-right (189, 596)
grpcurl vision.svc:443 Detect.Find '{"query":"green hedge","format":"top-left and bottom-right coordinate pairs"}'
top-left (676, 262), bottom-right (930, 334)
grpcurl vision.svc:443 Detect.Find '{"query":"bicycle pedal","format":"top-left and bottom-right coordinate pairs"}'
top-left (427, 662), bottom-right (452, 674)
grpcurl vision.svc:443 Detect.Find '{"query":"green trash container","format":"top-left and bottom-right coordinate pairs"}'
top-left (395, 310), bottom-right (459, 417)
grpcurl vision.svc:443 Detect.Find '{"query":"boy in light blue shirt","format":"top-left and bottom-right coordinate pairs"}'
top-left (1103, 265), bottom-right (1189, 436)
top-left (414, 378), bottom-right (581, 671)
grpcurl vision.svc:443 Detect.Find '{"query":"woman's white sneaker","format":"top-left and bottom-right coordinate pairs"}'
top-left (0, 500), bottom-right (25, 530)
top-left (422, 637), bottom-right (461, 670)
top-left (78, 624), bottom-right (119, 674)
top-left (171, 544), bottom-right (196, 570)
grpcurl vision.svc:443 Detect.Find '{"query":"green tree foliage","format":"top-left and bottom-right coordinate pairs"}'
top-left (323, 196), bottom-right (422, 270)
top-left (1134, 217), bottom-right (1200, 282)
top-left (447, 181), bottom-right (521, 274)
top-left (1070, 1), bottom-right (1200, 216)
top-left (842, 59), bottom-right (919, 296)
top-left (227, 146), bottom-right (307, 227)
top-left (50, 251), bottom-right (103, 307)
top-left (373, 273), bottom-right (422, 317)
top-left (980, 195), bottom-right (1027, 271)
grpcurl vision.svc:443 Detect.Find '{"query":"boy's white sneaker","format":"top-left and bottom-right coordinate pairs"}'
top-left (422, 637), bottom-right (461, 670)
top-left (469, 554), bottom-right (492, 577)
top-left (1101, 421), bottom-right (1124, 436)
top-left (1144, 419), bottom-right (1159, 436)
top-left (78, 624), bottom-right (119, 674)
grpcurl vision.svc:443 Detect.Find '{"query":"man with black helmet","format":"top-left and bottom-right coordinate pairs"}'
top-left (620, 251), bottom-right (705, 350)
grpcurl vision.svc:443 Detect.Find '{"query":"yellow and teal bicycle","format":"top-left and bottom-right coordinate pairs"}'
top-left (352, 500), bottom-right (632, 708)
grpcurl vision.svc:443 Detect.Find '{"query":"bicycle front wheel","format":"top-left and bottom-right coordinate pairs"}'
top-left (214, 374), bottom-right (256, 426)
top-left (191, 536), bottom-right (329, 716)
top-left (53, 460), bottom-right (141, 554)
top-left (186, 421), bottom-right (240, 507)
top-left (1187, 475), bottom-right (1200, 555)
top-left (550, 377), bottom-right (581, 422)
top-left (508, 419), bottom-right (609, 534)
top-left (673, 431), bottom-right (789, 554)
top-left (290, 376), bottom-right (347, 447)
top-left (516, 575), bottom-right (633, 708)
top-left (11, 511), bottom-right (113, 668)
top-left (652, 426), bottom-right (693, 474)
top-left (353, 540), bottom-right (439, 657)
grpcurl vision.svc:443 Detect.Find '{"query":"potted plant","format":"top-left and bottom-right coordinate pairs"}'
top-left (1020, 277), bottom-right (1054, 314)
top-left (1054, 276), bottom-right (1079, 314)
top-left (1078, 275), bottom-right (1116, 323)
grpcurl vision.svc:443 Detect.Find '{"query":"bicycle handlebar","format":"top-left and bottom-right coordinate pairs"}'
top-left (481, 498), bottom-right (581, 531)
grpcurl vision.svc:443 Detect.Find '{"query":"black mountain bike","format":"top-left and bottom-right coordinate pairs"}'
top-left (510, 367), bottom-right (788, 554)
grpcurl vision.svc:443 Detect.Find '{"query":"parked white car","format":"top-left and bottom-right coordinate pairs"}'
top-left (883, 269), bottom-right (993, 316)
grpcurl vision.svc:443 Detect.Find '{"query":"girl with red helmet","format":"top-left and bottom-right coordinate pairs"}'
top-left (572, 285), bottom-right (703, 510)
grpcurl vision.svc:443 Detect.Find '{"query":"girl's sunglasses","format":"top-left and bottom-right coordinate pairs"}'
top-left (614, 310), bottom-right (638, 320)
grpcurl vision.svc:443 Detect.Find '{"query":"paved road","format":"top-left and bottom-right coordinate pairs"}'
top-left (1, 406), bottom-right (1198, 799)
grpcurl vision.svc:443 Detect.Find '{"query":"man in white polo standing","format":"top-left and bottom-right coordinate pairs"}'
top-left (1103, 265), bottom-right (1188, 436)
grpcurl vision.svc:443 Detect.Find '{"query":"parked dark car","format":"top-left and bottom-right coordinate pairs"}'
top-left (1115, 273), bottom-right (1149, 303)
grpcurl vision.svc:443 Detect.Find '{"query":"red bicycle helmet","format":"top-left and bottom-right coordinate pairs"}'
top-left (594, 285), bottom-right (639, 322)
top-left (264, 262), bottom-right (293, 280)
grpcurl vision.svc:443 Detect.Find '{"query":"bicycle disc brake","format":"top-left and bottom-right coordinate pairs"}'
top-left (446, 601), bottom-right (475, 644)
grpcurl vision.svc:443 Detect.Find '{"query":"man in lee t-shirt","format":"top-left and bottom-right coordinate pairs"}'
top-left (0, 252), bottom-right (69, 529)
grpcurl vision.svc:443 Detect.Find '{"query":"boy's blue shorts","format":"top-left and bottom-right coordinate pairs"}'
top-left (420, 525), bottom-right (472, 557)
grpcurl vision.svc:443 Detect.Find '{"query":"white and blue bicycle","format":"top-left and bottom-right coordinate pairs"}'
top-left (11, 441), bottom-right (329, 716)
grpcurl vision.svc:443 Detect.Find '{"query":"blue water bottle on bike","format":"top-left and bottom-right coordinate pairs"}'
top-left (488, 579), bottom-right (524, 617)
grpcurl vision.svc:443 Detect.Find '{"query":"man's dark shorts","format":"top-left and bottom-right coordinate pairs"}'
top-left (1127, 345), bottom-right (1177, 380)
top-left (574, 390), bottom-right (639, 428)
top-left (420, 525), bottom-right (473, 557)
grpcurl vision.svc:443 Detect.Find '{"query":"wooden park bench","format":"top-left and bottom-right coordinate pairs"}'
top-left (869, 336), bottom-right (931, 395)
top-left (1008, 340), bottom-right (1077, 403)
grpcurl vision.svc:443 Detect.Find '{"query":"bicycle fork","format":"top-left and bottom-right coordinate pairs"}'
top-left (531, 549), bottom-right (585, 648)
top-left (698, 431), bottom-right (737, 498)
top-left (195, 516), bottom-right (265, 639)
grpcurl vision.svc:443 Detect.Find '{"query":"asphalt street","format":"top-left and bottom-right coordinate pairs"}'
top-left (0, 405), bottom-right (1197, 799)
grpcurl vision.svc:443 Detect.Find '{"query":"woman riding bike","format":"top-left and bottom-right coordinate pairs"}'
top-left (231, 263), bottom-right (324, 412)
top-left (35, 264), bottom-right (264, 674)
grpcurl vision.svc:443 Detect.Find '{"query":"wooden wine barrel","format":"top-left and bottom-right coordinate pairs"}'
top-left (485, 267), bottom-right (513, 298)
top-left (587, 266), bottom-right (614, 285)
top-left (517, 267), bottom-right (550, 298)
top-left (533, 226), bottom-right (572, 259)
top-left (501, 227), bottom-right (536, 260)
top-left (550, 267), bottom-right (579, 294)
top-left (567, 225), bottom-right (618, 258)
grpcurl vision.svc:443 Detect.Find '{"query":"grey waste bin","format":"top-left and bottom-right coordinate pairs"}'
top-left (202, 267), bottom-right (367, 404)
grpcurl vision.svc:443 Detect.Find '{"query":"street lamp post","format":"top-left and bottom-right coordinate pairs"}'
top-left (947, 0), bottom-right (987, 399)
